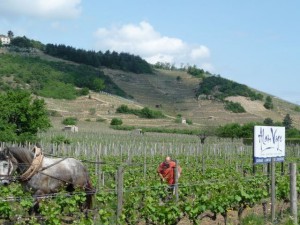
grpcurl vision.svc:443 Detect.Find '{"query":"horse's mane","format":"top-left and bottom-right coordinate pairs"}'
top-left (6, 147), bottom-right (34, 165)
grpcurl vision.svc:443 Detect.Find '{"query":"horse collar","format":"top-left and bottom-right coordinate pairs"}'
top-left (20, 146), bottom-right (44, 181)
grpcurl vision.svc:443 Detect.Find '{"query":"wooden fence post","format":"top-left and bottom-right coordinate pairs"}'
top-left (174, 160), bottom-right (179, 202)
top-left (97, 154), bottom-right (101, 187)
top-left (290, 163), bottom-right (297, 225)
top-left (271, 158), bottom-right (276, 223)
top-left (116, 166), bottom-right (124, 223)
top-left (144, 149), bottom-right (147, 179)
top-left (202, 154), bottom-right (205, 174)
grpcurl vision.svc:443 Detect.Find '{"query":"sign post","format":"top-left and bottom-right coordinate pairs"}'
top-left (253, 126), bottom-right (285, 224)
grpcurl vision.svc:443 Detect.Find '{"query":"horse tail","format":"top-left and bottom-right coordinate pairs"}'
top-left (85, 178), bottom-right (95, 209)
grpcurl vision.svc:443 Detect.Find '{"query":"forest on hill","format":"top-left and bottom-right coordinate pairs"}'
top-left (4, 35), bottom-right (152, 74)
top-left (0, 54), bottom-right (127, 99)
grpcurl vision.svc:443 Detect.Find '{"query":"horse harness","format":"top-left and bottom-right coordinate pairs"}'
top-left (20, 146), bottom-right (45, 181)
top-left (21, 146), bottom-right (71, 182)
top-left (5, 147), bottom-right (93, 191)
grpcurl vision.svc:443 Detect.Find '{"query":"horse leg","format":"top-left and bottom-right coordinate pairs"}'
top-left (85, 179), bottom-right (94, 210)
top-left (29, 190), bottom-right (44, 216)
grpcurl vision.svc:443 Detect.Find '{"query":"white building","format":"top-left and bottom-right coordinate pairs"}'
top-left (62, 125), bottom-right (79, 132)
top-left (0, 35), bottom-right (10, 45)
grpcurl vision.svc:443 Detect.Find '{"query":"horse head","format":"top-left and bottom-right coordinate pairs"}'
top-left (0, 148), bottom-right (18, 185)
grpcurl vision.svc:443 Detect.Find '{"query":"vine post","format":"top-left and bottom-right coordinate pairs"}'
top-left (96, 153), bottom-right (101, 187)
top-left (271, 158), bottom-right (276, 223)
top-left (144, 148), bottom-right (147, 179)
top-left (289, 163), bottom-right (297, 225)
top-left (116, 166), bottom-right (124, 223)
top-left (174, 160), bottom-right (179, 202)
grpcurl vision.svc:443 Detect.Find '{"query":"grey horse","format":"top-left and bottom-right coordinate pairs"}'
top-left (0, 146), bottom-right (94, 214)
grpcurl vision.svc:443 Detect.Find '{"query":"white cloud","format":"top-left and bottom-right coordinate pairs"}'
top-left (200, 62), bottom-right (215, 72)
top-left (190, 46), bottom-right (210, 59)
top-left (0, 0), bottom-right (81, 20)
top-left (94, 21), bottom-right (214, 71)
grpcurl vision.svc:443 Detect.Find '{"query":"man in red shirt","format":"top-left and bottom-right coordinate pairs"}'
top-left (157, 156), bottom-right (182, 196)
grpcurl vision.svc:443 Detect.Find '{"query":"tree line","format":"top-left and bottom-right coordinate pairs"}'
top-left (5, 35), bottom-right (153, 74)
top-left (216, 113), bottom-right (300, 140)
top-left (44, 44), bottom-right (153, 74)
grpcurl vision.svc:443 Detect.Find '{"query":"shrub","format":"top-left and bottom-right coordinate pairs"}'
top-left (294, 106), bottom-right (300, 112)
top-left (174, 117), bottom-right (181, 123)
top-left (224, 101), bottom-right (246, 113)
top-left (116, 105), bottom-right (165, 119)
top-left (62, 117), bottom-right (78, 125)
top-left (110, 118), bottom-right (123, 125)
top-left (186, 119), bottom-right (193, 125)
top-left (263, 117), bottom-right (273, 125)
top-left (139, 107), bottom-right (165, 119)
top-left (116, 104), bottom-right (131, 113)
top-left (77, 87), bottom-right (89, 96)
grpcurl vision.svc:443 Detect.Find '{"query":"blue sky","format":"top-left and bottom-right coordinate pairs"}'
top-left (0, 0), bottom-right (299, 105)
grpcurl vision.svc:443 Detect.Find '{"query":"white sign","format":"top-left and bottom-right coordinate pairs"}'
top-left (253, 126), bottom-right (285, 164)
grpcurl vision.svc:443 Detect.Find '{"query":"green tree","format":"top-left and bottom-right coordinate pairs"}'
top-left (10, 36), bottom-right (32, 48)
top-left (92, 78), bottom-right (105, 91)
top-left (264, 96), bottom-right (274, 109)
top-left (216, 123), bottom-right (242, 139)
top-left (7, 30), bottom-right (14, 39)
top-left (263, 118), bottom-right (274, 126)
top-left (283, 114), bottom-right (293, 130)
top-left (0, 90), bottom-right (51, 142)
top-left (286, 128), bottom-right (300, 138)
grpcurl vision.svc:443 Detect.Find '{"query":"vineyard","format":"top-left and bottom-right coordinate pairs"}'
top-left (1, 130), bottom-right (300, 225)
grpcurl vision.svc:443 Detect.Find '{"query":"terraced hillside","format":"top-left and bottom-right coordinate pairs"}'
top-left (102, 68), bottom-right (300, 129)
top-left (44, 91), bottom-right (199, 132)
top-left (101, 68), bottom-right (199, 113)
top-left (43, 66), bottom-right (300, 131)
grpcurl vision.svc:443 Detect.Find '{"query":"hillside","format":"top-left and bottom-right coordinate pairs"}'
top-left (1, 48), bottom-right (299, 131)
top-left (44, 67), bottom-right (300, 131)
top-left (99, 68), bottom-right (300, 129)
